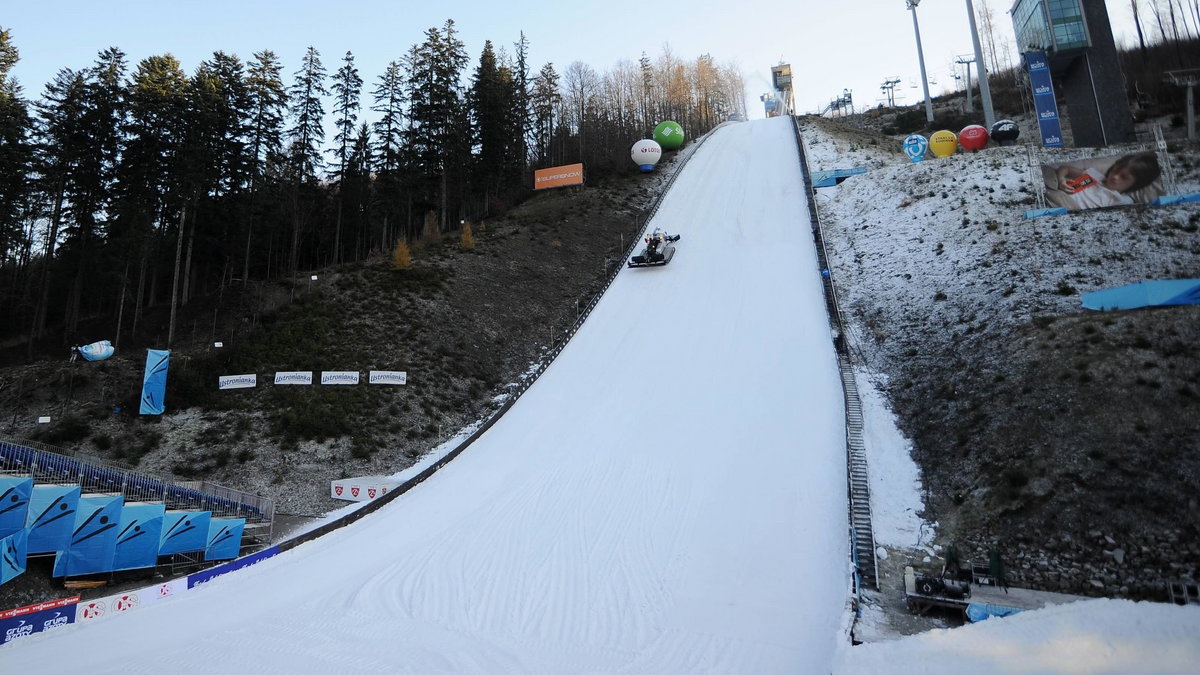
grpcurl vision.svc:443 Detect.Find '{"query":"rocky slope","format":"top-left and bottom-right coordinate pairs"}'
top-left (801, 113), bottom-right (1200, 601)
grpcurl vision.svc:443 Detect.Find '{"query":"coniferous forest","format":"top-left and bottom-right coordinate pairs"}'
top-left (0, 20), bottom-right (746, 361)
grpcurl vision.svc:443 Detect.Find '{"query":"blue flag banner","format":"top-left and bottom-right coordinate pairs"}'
top-left (112, 503), bottom-right (166, 571)
top-left (1024, 51), bottom-right (1063, 148)
top-left (0, 477), bottom-right (33, 538)
top-left (1, 530), bottom-right (28, 585)
top-left (139, 349), bottom-right (170, 415)
top-left (204, 518), bottom-right (245, 561)
top-left (25, 485), bottom-right (81, 554)
top-left (159, 510), bottom-right (211, 555)
top-left (1082, 278), bottom-right (1200, 311)
top-left (53, 495), bottom-right (124, 577)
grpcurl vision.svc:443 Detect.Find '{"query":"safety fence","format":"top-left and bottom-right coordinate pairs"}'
top-left (0, 438), bottom-right (270, 522)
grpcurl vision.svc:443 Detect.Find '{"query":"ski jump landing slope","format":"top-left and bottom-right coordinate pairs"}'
top-left (2, 116), bottom-right (850, 674)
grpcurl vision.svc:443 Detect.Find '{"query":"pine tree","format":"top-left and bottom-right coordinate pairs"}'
top-left (243, 50), bottom-right (287, 283)
top-left (285, 46), bottom-right (327, 273)
top-left (509, 33), bottom-right (532, 189)
top-left (329, 50), bottom-right (362, 265)
top-left (116, 54), bottom-right (188, 339)
top-left (406, 20), bottom-right (468, 233)
top-left (469, 40), bottom-right (513, 214)
top-left (371, 59), bottom-right (407, 249)
top-left (530, 63), bottom-right (560, 166)
top-left (0, 28), bottom-right (33, 269)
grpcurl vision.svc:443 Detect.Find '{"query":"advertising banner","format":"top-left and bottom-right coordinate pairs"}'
top-left (139, 349), bottom-right (170, 415)
top-left (159, 511), bottom-right (211, 555)
top-left (112, 502), bottom-right (166, 571)
top-left (188, 545), bottom-right (281, 588)
top-left (1040, 152), bottom-right (1164, 212)
top-left (0, 476), bottom-right (32, 537)
top-left (204, 518), bottom-right (245, 561)
top-left (321, 371), bottom-right (360, 385)
top-left (534, 163), bottom-right (584, 190)
top-left (1024, 51), bottom-right (1063, 148)
top-left (218, 374), bottom-right (257, 390)
top-left (368, 370), bottom-right (407, 385)
top-left (25, 484), bottom-right (81, 554)
top-left (330, 476), bottom-right (400, 502)
top-left (1, 595), bottom-right (79, 645)
top-left (76, 578), bottom-right (186, 623)
top-left (52, 495), bottom-right (124, 577)
top-left (1, 530), bottom-right (27, 585)
top-left (274, 371), bottom-right (313, 385)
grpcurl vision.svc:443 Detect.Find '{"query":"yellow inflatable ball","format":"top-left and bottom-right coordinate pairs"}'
top-left (929, 130), bottom-right (958, 158)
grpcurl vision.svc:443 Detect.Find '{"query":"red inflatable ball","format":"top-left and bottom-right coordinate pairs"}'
top-left (959, 124), bottom-right (989, 152)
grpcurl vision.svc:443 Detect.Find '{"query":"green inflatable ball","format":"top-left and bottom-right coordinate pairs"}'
top-left (653, 121), bottom-right (685, 150)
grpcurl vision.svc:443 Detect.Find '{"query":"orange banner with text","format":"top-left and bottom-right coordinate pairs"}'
top-left (534, 163), bottom-right (584, 190)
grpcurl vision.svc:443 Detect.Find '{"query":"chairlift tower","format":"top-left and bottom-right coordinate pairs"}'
top-left (880, 77), bottom-right (901, 108)
top-left (1165, 69), bottom-right (1200, 140)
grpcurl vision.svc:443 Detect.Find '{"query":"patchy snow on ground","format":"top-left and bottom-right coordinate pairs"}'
top-left (3, 117), bottom-right (1197, 673)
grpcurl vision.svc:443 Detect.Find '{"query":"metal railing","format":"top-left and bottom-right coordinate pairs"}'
top-left (0, 437), bottom-right (274, 527)
top-left (788, 115), bottom-right (880, 590)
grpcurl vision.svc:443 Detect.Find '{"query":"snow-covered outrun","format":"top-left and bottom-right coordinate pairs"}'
top-left (3, 117), bottom-right (1198, 674)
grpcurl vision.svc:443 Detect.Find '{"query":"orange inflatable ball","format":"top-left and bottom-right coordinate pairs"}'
top-left (929, 130), bottom-right (958, 158)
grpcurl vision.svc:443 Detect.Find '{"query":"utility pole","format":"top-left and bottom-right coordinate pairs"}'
top-left (907, 0), bottom-right (935, 123)
top-left (964, 0), bottom-right (996, 128)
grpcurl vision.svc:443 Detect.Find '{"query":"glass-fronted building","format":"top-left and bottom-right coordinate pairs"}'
top-left (1011, 0), bottom-right (1090, 54)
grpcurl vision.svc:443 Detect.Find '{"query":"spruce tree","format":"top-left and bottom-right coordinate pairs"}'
top-left (243, 50), bottom-right (287, 283)
top-left (0, 28), bottom-right (33, 271)
top-left (371, 59), bottom-right (406, 248)
top-left (329, 50), bottom-right (362, 264)
top-left (285, 46), bottom-right (327, 273)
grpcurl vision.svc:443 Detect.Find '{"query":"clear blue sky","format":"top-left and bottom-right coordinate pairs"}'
top-left (4, 1), bottom-right (1139, 119)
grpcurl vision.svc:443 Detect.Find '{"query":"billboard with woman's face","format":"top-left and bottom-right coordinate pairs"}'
top-left (1041, 151), bottom-right (1164, 212)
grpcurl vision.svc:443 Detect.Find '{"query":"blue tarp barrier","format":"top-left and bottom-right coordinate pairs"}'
top-left (811, 167), bottom-right (867, 188)
top-left (1, 530), bottom-right (28, 585)
top-left (112, 503), bottom-right (166, 571)
top-left (1151, 192), bottom-right (1200, 207)
top-left (0, 477), bottom-right (33, 538)
top-left (139, 349), bottom-right (170, 415)
top-left (53, 495), bottom-right (124, 577)
top-left (966, 602), bottom-right (1024, 622)
top-left (76, 339), bottom-right (115, 361)
top-left (159, 511), bottom-right (211, 555)
top-left (1082, 278), bottom-right (1200, 311)
top-left (25, 485), bottom-right (81, 554)
top-left (204, 518), bottom-right (245, 561)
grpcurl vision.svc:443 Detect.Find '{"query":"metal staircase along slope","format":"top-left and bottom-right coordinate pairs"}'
top-left (788, 115), bottom-right (879, 591)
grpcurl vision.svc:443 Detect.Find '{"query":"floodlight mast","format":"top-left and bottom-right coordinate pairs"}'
top-left (964, 0), bottom-right (996, 128)
top-left (906, 0), bottom-right (935, 123)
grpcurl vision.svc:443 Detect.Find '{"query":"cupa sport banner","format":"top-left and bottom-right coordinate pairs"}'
top-left (139, 349), bottom-right (170, 415)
